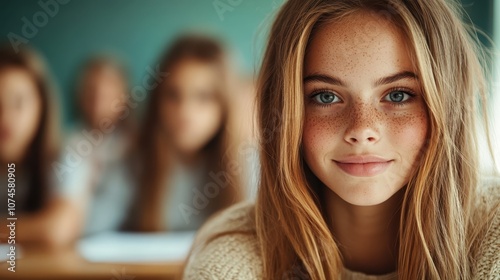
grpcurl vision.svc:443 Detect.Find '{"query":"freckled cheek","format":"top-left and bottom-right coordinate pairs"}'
top-left (302, 114), bottom-right (345, 157)
top-left (390, 111), bottom-right (429, 161)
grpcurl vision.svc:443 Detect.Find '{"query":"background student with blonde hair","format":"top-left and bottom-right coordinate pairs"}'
top-left (183, 0), bottom-right (500, 279)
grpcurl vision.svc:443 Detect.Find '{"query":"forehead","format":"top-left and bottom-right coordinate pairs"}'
top-left (304, 11), bottom-right (417, 80)
top-left (85, 65), bottom-right (124, 82)
top-left (0, 67), bottom-right (37, 92)
top-left (168, 60), bottom-right (218, 87)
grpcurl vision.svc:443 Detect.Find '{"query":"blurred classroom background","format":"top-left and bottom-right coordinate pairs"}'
top-left (0, 0), bottom-right (498, 279)
top-left (0, 0), bottom-right (285, 126)
top-left (0, 1), bottom-right (281, 279)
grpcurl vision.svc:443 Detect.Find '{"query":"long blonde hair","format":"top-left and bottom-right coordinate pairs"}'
top-left (255, 0), bottom-right (494, 279)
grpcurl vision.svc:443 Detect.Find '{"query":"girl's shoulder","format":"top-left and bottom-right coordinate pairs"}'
top-left (478, 174), bottom-right (500, 196)
top-left (476, 175), bottom-right (500, 218)
top-left (473, 175), bottom-right (500, 279)
top-left (183, 201), bottom-right (263, 280)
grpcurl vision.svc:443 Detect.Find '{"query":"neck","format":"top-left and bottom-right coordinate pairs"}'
top-left (174, 149), bottom-right (204, 167)
top-left (159, 139), bottom-right (205, 168)
top-left (323, 186), bottom-right (404, 275)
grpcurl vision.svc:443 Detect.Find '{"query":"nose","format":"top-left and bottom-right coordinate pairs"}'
top-left (343, 103), bottom-right (380, 145)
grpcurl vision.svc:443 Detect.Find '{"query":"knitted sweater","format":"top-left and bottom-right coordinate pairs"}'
top-left (183, 180), bottom-right (500, 279)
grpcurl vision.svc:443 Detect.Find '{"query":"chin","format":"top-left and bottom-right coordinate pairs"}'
top-left (341, 194), bottom-right (393, 206)
top-left (331, 182), bottom-right (400, 206)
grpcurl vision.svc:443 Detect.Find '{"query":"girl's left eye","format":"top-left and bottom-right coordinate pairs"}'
top-left (311, 91), bottom-right (341, 105)
top-left (383, 90), bottom-right (414, 103)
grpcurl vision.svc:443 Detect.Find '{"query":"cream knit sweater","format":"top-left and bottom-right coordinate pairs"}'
top-left (183, 180), bottom-right (499, 279)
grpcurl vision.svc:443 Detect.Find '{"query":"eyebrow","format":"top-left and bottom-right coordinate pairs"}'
top-left (374, 71), bottom-right (418, 86)
top-left (303, 73), bottom-right (346, 86)
top-left (303, 71), bottom-right (418, 87)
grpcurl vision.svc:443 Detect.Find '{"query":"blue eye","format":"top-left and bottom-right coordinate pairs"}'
top-left (384, 90), bottom-right (413, 103)
top-left (312, 91), bottom-right (341, 105)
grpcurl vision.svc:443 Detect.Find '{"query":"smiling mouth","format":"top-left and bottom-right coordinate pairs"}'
top-left (333, 159), bottom-right (394, 177)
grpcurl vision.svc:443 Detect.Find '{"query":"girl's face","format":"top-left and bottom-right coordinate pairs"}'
top-left (80, 65), bottom-right (127, 128)
top-left (302, 11), bottom-right (429, 206)
top-left (160, 59), bottom-right (223, 156)
top-left (0, 68), bottom-right (42, 162)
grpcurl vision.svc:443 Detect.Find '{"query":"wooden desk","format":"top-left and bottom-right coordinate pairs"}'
top-left (0, 246), bottom-right (184, 280)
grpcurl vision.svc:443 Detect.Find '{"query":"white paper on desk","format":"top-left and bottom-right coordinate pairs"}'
top-left (76, 231), bottom-right (196, 263)
top-left (0, 244), bottom-right (22, 262)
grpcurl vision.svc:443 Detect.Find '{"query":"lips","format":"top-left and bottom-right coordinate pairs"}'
top-left (333, 155), bottom-right (393, 177)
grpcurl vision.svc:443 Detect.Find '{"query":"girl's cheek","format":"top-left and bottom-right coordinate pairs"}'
top-left (389, 108), bottom-right (429, 159)
top-left (303, 112), bottom-right (346, 153)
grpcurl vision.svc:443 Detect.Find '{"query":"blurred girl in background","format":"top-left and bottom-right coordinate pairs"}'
top-left (135, 35), bottom-right (245, 232)
top-left (0, 46), bottom-right (64, 246)
top-left (53, 55), bottom-right (136, 238)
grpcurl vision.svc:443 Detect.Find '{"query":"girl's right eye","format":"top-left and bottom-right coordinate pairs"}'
top-left (311, 91), bottom-right (341, 105)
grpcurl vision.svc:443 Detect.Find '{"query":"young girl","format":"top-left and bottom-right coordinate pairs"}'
top-left (0, 46), bottom-right (64, 245)
top-left (54, 55), bottom-right (136, 237)
top-left (183, 0), bottom-right (500, 279)
top-left (134, 35), bottom-right (245, 232)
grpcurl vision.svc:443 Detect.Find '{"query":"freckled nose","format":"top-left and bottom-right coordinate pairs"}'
top-left (344, 104), bottom-right (380, 145)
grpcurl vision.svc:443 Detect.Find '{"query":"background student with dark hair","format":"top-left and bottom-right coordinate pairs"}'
top-left (0, 46), bottom-right (68, 246)
top-left (133, 35), bottom-right (247, 232)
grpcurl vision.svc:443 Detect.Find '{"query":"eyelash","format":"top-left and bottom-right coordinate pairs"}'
top-left (385, 87), bottom-right (417, 107)
top-left (307, 87), bottom-right (417, 108)
top-left (308, 88), bottom-right (339, 108)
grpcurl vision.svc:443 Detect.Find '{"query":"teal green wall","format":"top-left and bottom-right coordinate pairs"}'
top-left (460, 0), bottom-right (494, 48)
top-left (0, 0), bottom-right (283, 126)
